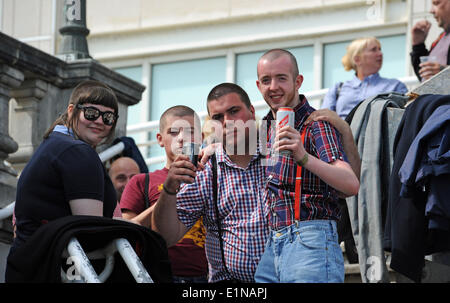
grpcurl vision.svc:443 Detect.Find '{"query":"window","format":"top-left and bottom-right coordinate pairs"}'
top-left (378, 35), bottom-right (406, 80)
top-left (322, 40), bottom-right (352, 90)
top-left (114, 66), bottom-right (144, 124)
top-left (114, 66), bottom-right (145, 155)
top-left (148, 56), bottom-right (226, 170)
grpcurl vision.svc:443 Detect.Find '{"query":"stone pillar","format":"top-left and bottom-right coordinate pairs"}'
top-left (0, 64), bottom-right (24, 208)
top-left (57, 0), bottom-right (91, 61)
top-left (8, 80), bottom-right (48, 167)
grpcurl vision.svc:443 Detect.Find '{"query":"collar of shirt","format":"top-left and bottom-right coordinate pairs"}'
top-left (349, 72), bottom-right (381, 88)
top-left (53, 125), bottom-right (74, 137)
top-left (215, 138), bottom-right (264, 169)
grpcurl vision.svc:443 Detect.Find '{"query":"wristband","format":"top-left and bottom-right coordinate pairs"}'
top-left (296, 153), bottom-right (309, 167)
top-left (163, 185), bottom-right (179, 195)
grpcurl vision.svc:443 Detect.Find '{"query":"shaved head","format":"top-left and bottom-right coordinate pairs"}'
top-left (257, 49), bottom-right (299, 78)
top-left (109, 157), bottom-right (140, 201)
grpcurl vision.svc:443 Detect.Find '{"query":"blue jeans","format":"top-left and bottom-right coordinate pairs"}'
top-left (254, 220), bottom-right (344, 283)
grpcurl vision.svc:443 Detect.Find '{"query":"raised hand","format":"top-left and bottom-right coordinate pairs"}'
top-left (411, 20), bottom-right (431, 45)
top-left (164, 154), bottom-right (198, 194)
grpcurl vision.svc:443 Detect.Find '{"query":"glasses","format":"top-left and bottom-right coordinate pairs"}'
top-left (76, 104), bottom-right (118, 126)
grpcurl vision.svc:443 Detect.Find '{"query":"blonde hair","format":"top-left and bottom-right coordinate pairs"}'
top-left (342, 37), bottom-right (380, 72)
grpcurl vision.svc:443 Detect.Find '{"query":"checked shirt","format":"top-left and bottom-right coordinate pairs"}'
top-left (263, 95), bottom-right (348, 231)
top-left (176, 145), bottom-right (268, 283)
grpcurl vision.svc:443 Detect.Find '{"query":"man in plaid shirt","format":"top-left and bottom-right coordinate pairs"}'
top-left (254, 49), bottom-right (360, 282)
top-left (151, 83), bottom-right (268, 282)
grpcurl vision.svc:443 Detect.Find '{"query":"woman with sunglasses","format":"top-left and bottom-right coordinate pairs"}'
top-left (9, 80), bottom-right (119, 253)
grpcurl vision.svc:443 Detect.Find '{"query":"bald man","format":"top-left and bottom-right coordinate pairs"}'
top-left (108, 157), bottom-right (140, 202)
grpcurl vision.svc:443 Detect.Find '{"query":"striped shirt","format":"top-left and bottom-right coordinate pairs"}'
top-left (176, 145), bottom-right (268, 282)
top-left (263, 95), bottom-right (347, 230)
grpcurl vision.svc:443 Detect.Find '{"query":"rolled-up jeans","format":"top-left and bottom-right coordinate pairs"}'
top-left (254, 220), bottom-right (344, 283)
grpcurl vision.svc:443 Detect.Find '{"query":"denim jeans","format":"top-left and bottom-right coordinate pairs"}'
top-left (254, 220), bottom-right (344, 283)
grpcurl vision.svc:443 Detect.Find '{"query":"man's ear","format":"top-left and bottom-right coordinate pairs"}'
top-left (250, 105), bottom-right (256, 120)
top-left (295, 74), bottom-right (304, 91)
top-left (156, 133), bottom-right (164, 147)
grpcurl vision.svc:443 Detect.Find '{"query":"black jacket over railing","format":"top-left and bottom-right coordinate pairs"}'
top-left (384, 94), bottom-right (450, 282)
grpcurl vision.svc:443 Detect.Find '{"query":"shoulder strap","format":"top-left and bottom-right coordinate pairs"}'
top-left (430, 31), bottom-right (446, 51)
top-left (211, 154), bottom-right (234, 280)
top-left (336, 82), bottom-right (343, 100)
top-left (294, 126), bottom-right (309, 221)
top-left (144, 173), bottom-right (150, 209)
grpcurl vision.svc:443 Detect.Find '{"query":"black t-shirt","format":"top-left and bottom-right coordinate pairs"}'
top-left (12, 131), bottom-right (116, 251)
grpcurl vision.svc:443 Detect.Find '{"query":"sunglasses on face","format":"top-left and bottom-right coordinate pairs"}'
top-left (76, 104), bottom-right (118, 126)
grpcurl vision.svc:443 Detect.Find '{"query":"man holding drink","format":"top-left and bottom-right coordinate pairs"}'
top-left (254, 49), bottom-right (359, 283)
top-left (411, 0), bottom-right (450, 81)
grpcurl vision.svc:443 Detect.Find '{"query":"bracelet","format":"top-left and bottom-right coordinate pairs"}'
top-left (163, 185), bottom-right (179, 195)
top-left (296, 153), bottom-right (309, 167)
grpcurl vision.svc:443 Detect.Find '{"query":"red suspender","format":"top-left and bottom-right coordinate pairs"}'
top-left (295, 127), bottom-right (308, 221)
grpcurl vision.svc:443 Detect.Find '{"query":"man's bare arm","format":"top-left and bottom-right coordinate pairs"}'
top-left (150, 155), bottom-right (195, 246)
top-left (276, 124), bottom-right (360, 197)
top-left (305, 109), bottom-right (361, 179)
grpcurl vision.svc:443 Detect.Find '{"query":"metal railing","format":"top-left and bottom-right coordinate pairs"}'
top-left (61, 237), bottom-right (153, 283)
top-left (0, 201), bottom-right (15, 221)
top-left (98, 141), bottom-right (125, 162)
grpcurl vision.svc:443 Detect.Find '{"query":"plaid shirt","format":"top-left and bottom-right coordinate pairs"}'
top-left (176, 145), bottom-right (268, 283)
top-left (262, 95), bottom-right (347, 230)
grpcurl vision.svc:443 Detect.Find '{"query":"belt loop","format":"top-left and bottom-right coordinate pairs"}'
top-left (330, 220), bottom-right (336, 235)
top-left (287, 226), bottom-right (292, 243)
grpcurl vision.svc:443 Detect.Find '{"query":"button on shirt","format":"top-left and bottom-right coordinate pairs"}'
top-left (176, 145), bottom-right (268, 283)
top-left (321, 72), bottom-right (408, 119)
top-left (263, 96), bottom-right (347, 231)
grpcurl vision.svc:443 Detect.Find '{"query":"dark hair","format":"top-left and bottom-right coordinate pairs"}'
top-left (43, 80), bottom-right (119, 143)
top-left (159, 105), bottom-right (200, 132)
top-left (206, 82), bottom-right (251, 114)
top-left (258, 49), bottom-right (299, 78)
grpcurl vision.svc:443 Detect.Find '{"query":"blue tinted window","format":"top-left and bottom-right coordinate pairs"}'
top-left (149, 57), bottom-right (226, 170)
top-left (114, 66), bottom-right (143, 125)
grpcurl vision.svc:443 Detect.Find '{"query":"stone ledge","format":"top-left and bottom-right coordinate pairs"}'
top-left (0, 32), bottom-right (145, 106)
top-left (411, 66), bottom-right (450, 95)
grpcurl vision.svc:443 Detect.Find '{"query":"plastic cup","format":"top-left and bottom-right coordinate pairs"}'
top-left (419, 56), bottom-right (437, 63)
